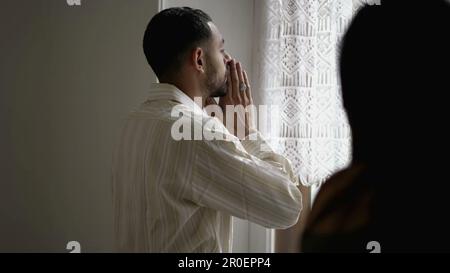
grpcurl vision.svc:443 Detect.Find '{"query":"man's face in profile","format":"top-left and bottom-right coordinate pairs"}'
top-left (205, 22), bottom-right (230, 98)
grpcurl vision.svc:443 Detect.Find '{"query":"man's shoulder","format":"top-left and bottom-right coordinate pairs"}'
top-left (127, 100), bottom-right (190, 123)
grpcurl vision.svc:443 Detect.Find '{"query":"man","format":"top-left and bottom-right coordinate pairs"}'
top-left (112, 7), bottom-right (302, 252)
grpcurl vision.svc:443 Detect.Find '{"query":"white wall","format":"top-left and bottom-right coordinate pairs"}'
top-left (163, 0), bottom-right (271, 253)
top-left (0, 0), bottom-right (270, 253)
top-left (0, 0), bottom-right (159, 252)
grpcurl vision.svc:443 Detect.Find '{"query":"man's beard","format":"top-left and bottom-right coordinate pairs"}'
top-left (205, 61), bottom-right (228, 98)
top-left (208, 77), bottom-right (227, 97)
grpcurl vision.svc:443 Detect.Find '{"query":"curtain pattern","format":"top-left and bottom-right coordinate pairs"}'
top-left (253, 0), bottom-right (378, 186)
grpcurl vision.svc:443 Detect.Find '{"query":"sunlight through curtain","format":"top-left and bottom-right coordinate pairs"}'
top-left (253, 0), bottom-right (379, 186)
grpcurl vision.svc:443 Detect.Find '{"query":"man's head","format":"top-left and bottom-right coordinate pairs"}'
top-left (143, 7), bottom-right (229, 97)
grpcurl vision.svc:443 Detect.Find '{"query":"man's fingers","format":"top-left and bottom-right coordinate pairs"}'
top-left (236, 62), bottom-right (245, 100)
top-left (243, 70), bottom-right (252, 104)
top-left (230, 59), bottom-right (240, 101)
top-left (236, 62), bottom-right (244, 82)
top-left (226, 68), bottom-right (233, 99)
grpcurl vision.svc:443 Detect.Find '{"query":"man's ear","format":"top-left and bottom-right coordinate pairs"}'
top-left (191, 47), bottom-right (206, 73)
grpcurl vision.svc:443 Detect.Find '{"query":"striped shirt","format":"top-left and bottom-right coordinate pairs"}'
top-left (112, 83), bottom-right (302, 252)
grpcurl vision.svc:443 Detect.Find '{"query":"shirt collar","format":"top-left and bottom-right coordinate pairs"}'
top-left (147, 83), bottom-right (206, 115)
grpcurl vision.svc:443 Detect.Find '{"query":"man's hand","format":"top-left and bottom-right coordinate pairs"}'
top-left (218, 59), bottom-right (256, 139)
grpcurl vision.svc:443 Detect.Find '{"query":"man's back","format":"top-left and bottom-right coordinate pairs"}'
top-left (112, 83), bottom-right (302, 252)
top-left (112, 83), bottom-right (234, 252)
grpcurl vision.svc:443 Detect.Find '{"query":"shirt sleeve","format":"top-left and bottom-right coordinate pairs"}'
top-left (241, 131), bottom-right (300, 186)
top-left (185, 130), bottom-right (302, 229)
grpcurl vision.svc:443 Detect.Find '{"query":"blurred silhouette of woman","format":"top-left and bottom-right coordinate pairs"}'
top-left (301, 1), bottom-right (450, 252)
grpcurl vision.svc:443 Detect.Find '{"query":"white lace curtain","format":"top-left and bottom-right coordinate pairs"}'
top-left (253, 0), bottom-right (379, 186)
